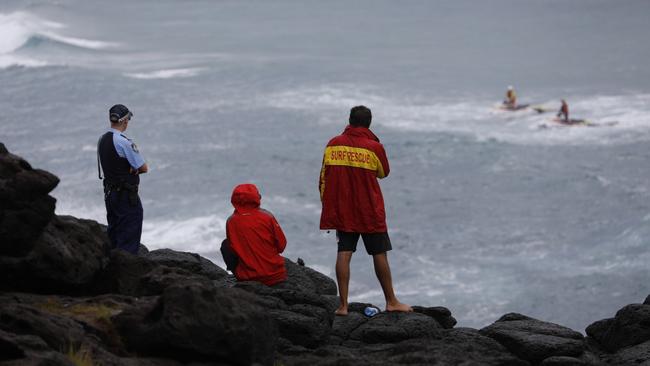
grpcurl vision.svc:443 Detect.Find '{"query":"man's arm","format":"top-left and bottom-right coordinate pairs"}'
top-left (137, 163), bottom-right (148, 174)
top-left (114, 135), bottom-right (147, 174)
top-left (376, 144), bottom-right (390, 179)
top-left (225, 218), bottom-right (241, 257)
top-left (318, 154), bottom-right (327, 200)
top-left (129, 163), bottom-right (148, 175)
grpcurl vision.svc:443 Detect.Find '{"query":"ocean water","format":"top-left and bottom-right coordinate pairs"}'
top-left (1, 0), bottom-right (650, 330)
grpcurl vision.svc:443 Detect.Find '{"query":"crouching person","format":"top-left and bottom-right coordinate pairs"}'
top-left (220, 183), bottom-right (288, 285)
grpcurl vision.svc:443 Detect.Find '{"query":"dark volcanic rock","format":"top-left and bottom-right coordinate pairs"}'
top-left (645, 295), bottom-right (650, 305)
top-left (138, 265), bottom-right (210, 296)
top-left (235, 279), bottom-right (336, 349)
top-left (0, 329), bottom-right (73, 366)
top-left (95, 249), bottom-right (157, 295)
top-left (281, 328), bottom-right (529, 366)
top-left (0, 143), bottom-right (59, 255)
top-left (270, 307), bottom-right (332, 349)
top-left (605, 339), bottom-right (650, 366)
top-left (539, 356), bottom-right (586, 365)
top-left (0, 303), bottom-right (85, 351)
top-left (113, 281), bottom-right (277, 365)
top-left (282, 258), bottom-right (337, 296)
top-left (98, 248), bottom-right (228, 296)
top-left (237, 280), bottom-right (336, 311)
top-left (329, 312), bottom-right (368, 345)
top-left (145, 248), bottom-right (228, 280)
top-left (348, 311), bottom-right (443, 344)
top-left (0, 215), bottom-right (110, 293)
top-left (380, 328), bottom-right (530, 366)
top-left (585, 317), bottom-right (614, 346)
top-left (137, 243), bottom-right (149, 255)
top-left (413, 305), bottom-right (457, 329)
top-left (480, 313), bottom-right (584, 364)
top-left (596, 303), bottom-right (650, 352)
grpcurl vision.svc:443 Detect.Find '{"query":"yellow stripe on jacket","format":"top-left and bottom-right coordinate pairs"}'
top-left (323, 145), bottom-right (386, 178)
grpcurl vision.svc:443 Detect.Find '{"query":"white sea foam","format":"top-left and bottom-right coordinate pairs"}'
top-left (124, 68), bottom-right (203, 80)
top-left (266, 85), bottom-right (650, 146)
top-left (0, 11), bottom-right (117, 68)
top-left (307, 264), bottom-right (333, 277)
top-left (265, 195), bottom-right (321, 216)
top-left (0, 54), bottom-right (48, 68)
top-left (55, 201), bottom-right (106, 224)
top-left (142, 214), bottom-right (227, 254)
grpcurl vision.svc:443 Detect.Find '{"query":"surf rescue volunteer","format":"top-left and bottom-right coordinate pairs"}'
top-left (557, 99), bottom-right (569, 122)
top-left (505, 85), bottom-right (517, 108)
top-left (220, 183), bottom-right (288, 285)
top-left (97, 104), bottom-right (148, 254)
top-left (319, 105), bottom-right (412, 315)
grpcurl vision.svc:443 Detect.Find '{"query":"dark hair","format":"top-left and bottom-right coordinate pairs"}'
top-left (349, 105), bottom-right (372, 128)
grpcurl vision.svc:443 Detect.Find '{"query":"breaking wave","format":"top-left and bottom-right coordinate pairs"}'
top-left (0, 11), bottom-right (117, 68)
top-left (124, 68), bottom-right (204, 80)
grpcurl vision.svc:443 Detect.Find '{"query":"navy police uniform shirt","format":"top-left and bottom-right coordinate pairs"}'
top-left (100, 128), bottom-right (145, 255)
top-left (109, 128), bottom-right (145, 169)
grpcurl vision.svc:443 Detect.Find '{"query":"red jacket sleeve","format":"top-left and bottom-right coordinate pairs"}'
top-left (376, 143), bottom-right (390, 178)
top-left (271, 216), bottom-right (287, 253)
top-left (225, 217), bottom-right (240, 256)
top-left (319, 153), bottom-right (326, 200)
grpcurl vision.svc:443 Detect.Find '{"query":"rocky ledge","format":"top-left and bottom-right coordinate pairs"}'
top-left (1, 141), bottom-right (649, 366)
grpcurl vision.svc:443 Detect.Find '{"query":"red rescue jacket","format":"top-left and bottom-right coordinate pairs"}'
top-left (226, 184), bottom-right (287, 285)
top-left (319, 125), bottom-right (390, 233)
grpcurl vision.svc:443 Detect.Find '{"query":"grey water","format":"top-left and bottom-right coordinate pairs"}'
top-left (1, 0), bottom-right (650, 330)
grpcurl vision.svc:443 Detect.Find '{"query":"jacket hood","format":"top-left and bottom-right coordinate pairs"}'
top-left (343, 125), bottom-right (380, 142)
top-left (231, 183), bottom-right (261, 213)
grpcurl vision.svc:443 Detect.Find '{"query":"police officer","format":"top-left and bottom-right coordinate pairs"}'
top-left (97, 104), bottom-right (148, 254)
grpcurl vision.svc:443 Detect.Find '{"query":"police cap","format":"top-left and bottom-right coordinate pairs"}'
top-left (109, 104), bottom-right (133, 123)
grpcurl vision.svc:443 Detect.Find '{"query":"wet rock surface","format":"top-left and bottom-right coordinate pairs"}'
top-left (1, 143), bottom-right (649, 366)
top-left (480, 313), bottom-right (585, 364)
top-left (114, 281), bottom-right (277, 365)
top-left (144, 248), bottom-right (228, 280)
top-left (588, 303), bottom-right (650, 352)
top-left (0, 143), bottom-right (59, 255)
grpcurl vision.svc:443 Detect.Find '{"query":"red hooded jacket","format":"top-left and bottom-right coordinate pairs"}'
top-left (226, 184), bottom-right (287, 285)
top-left (319, 125), bottom-right (390, 233)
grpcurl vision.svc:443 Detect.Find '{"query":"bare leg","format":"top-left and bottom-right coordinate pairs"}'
top-left (372, 253), bottom-right (412, 312)
top-left (335, 251), bottom-right (353, 315)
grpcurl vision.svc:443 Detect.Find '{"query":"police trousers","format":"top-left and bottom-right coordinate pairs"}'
top-left (105, 190), bottom-right (143, 254)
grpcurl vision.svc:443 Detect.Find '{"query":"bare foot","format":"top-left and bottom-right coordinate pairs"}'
top-left (386, 302), bottom-right (413, 313)
top-left (335, 305), bottom-right (348, 316)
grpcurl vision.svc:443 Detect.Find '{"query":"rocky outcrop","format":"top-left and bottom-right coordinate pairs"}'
top-left (0, 328), bottom-right (73, 366)
top-left (144, 248), bottom-right (228, 280)
top-left (1, 142), bottom-right (650, 366)
top-left (413, 305), bottom-right (458, 329)
top-left (585, 300), bottom-right (650, 366)
top-left (0, 143), bottom-right (111, 294)
top-left (281, 328), bottom-right (530, 366)
top-left (0, 143), bottom-right (59, 255)
top-left (586, 303), bottom-right (650, 352)
top-left (480, 313), bottom-right (586, 365)
top-left (0, 215), bottom-right (111, 293)
top-left (113, 281), bottom-right (277, 365)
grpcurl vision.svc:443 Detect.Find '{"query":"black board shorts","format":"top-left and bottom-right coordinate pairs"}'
top-left (336, 231), bottom-right (392, 255)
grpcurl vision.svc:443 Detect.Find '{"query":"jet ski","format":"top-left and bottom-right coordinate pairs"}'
top-left (498, 103), bottom-right (530, 111)
top-left (539, 118), bottom-right (619, 129)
